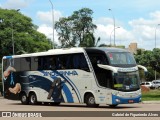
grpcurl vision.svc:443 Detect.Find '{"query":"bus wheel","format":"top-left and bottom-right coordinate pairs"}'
top-left (29, 93), bottom-right (37, 105)
top-left (109, 104), bottom-right (118, 108)
top-left (50, 102), bottom-right (61, 106)
top-left (20, 93), bottom-right (29, 105)
top-left (85, 94), bottom-right (99, 107)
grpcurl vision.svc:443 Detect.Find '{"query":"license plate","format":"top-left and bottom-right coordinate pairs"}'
top-left (128, 100), bottom-right (134, 103)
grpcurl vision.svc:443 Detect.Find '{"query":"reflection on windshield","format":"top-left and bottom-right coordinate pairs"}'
top-left (114, 72), bottom-right (140, 91)
top-left (107, 52), bottom-right (136, 65)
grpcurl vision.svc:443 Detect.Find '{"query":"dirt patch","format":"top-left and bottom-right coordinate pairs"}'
top-left (141, 85), bottom-right (150, 93)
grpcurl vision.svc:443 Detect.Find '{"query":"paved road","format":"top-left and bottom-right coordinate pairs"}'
top-left (0, 97), bottom-right (160, 120)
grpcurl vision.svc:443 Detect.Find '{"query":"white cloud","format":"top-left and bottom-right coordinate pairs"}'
top-left (37, 10), bottom-right (63, 25)
top-left (95, 24), bottom-right (135, 47)
top-left (94, 17), bottom-right (135, 47)
top-left (36, 10), bottom-right (63, 45)
top-left (94, 11), bottom-right (160, 50)
top-left (37, 24), bottom-right (59, 45)
top-left (1, 0), bottom-right (30, 9)
top-left (128, 11), bottom-right (160, 49)
top-left (36, 10), bottom-right (160, 50)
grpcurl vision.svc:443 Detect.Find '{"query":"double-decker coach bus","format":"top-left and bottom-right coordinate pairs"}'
top-left (2, 47), bottom-right (147, 107)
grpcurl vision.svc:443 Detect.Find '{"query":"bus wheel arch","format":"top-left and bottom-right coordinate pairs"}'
top-left (19, 91), bottom-right (29, 105)
top-left (29, 91), bottom-right (38, 105)
top-left (84, 92), bottom-right (99, 107)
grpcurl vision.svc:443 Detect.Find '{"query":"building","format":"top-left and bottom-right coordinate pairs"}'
top-left (128, 43), bottom-right (138, 54)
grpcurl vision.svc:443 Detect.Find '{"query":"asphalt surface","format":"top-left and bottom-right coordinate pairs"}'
top-left (0, 97), bottom-right (160, 120)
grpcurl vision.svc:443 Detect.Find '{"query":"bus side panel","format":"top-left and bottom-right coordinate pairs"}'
top-left (3, 71), bottom-right (29, 100)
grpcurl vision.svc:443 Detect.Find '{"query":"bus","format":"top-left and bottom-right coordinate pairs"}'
top-left (2, 47), bottom-right (147, 107)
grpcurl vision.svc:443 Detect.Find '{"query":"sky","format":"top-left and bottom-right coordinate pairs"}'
top-left (1, 0), bottom-right (160, 50)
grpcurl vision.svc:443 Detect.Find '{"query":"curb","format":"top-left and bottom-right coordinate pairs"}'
top-left (142, 101), bottom-right (160, 104)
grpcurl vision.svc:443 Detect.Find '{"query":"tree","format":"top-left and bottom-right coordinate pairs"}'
top-left (55, 8), bottom-right (98, 47)
top-left (80, 33), bottom-right (100, 47)
top-left (0, 9), bottom-right (52, 60)
top-left (135, 48), bottom-right (160, 80)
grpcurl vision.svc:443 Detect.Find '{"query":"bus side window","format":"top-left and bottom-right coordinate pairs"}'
top-left (31, 57), bottom-right (38, 71)
top-left (66, 55), bottom-right (73, 69)
top-left (3, 59), bottom-right (10, 71)
top-left (38, 57), bottom-right (43, 70)
top-left (14, 58), bottom-right (21, 71)
top-left (48, 56), bottom-right (56, 70)
top-left (72, 53), bottom-right (90, 71)
top-left (20, 57), bottom-right (31, 71)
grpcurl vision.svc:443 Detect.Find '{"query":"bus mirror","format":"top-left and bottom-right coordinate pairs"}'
top-left (97, 64), bottom-right (118, 73)
top-left (137, 65), bottom-right (148, 75)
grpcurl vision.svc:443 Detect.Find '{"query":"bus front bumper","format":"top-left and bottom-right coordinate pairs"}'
top-left (112, 94), bottom-right (141, 105)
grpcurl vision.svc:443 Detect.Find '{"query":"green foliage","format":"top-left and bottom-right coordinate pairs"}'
top-left (0, 8), bottom-right (52, 60)
top-left (142, 89), bottom-right (160, 101)
top-left (135, 48), bottom-right (160, 80)
top-left (55, 8), bottom-right (99, 47)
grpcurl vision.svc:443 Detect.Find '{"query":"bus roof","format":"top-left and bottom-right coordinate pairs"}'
top-left (3, 47), bottom-right (85, 59)
top-left (3, 47), bottom-right (129, 59)
top-left (85, 47), bottom-right (129, 53)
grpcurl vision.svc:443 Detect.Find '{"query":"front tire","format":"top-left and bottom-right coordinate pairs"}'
top-left (85, 94), bottom-right (99, 107)
top-left (29, 93), bottom-right (37, 105)
top-left (109, 104), bottom-right (118, 108)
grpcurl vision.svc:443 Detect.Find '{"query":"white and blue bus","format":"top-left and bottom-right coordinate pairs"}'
top-left (2, 47), bottom-right (147, 107)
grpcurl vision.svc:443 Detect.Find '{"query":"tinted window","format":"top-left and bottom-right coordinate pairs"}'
top-left (107, 52), bottom-right (136, 65)
top-left (31, 57), bottom-right (39, 71)
top-left (20, 57), bottom-right (31, 71)
top-left (3, 59), bottom-right (10, 71)
top-left (146, 83), bottom-right (149, 85)
top-left (14, 58), bottom-right (21, 71)
top-left (141, 83), bottom-right (145, 85)
top-left (31, 53), bottom-right (89, 71)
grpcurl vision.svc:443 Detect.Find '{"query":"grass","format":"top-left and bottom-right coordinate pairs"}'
top-left (142, 89), bottom-right (160, 101)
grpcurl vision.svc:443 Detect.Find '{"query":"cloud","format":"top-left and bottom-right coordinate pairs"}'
top-left (36, 9), bottom-right (160, 50)
top-left (94, 11), bottom-right (160, 50)
top-left (128, 11), bottom-right (160, 49)
top-left (37, 10), bottom-right (63, 25)
top-left (95, 24), bottom-right (135, 47)
top-left (36, 10), bottom-right (63, 45)
top-left (1, 0), bottom-right (30, 9)
top-left (37, 24), bottom-right (59, 45)
top-left (94, 17), bottom-right (135, 47)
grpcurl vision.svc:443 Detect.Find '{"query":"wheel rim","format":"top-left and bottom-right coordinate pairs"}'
top-left (88, 96), bottom-right (95, 104)
top-left (22, 95), bottom-right (27, 102)
top-left (30, 95), bottom-right (36, 103)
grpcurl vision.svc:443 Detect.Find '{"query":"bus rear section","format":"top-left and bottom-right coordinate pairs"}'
top-left (2, 50), bottom-right (93, 105)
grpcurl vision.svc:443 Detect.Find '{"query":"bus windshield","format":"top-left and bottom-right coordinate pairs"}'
top-left (114, 71), bottom-right (140, 92)
top-left (107, 52), bottom-right (136, 66)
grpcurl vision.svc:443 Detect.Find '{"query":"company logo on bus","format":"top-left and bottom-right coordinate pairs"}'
top-left (43, 70), bottom-right (78, 77)
top-left (118, 67), bottom-right (137, 72)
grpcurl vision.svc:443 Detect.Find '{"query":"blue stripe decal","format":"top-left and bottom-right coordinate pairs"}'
top-left (62, 83), bottom-right (74, 103)
top-left (40, 70), bottom-right (82, 103)
top-left (5, 56), bottom-right (12, 59)
top-left (54, 70), bottom-right (82, 102)
top-left (65, 75), bottom-right (82, 102)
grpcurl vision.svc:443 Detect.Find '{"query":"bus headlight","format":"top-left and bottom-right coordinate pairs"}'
top-left (116, 99), bottom-right (121, 103)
